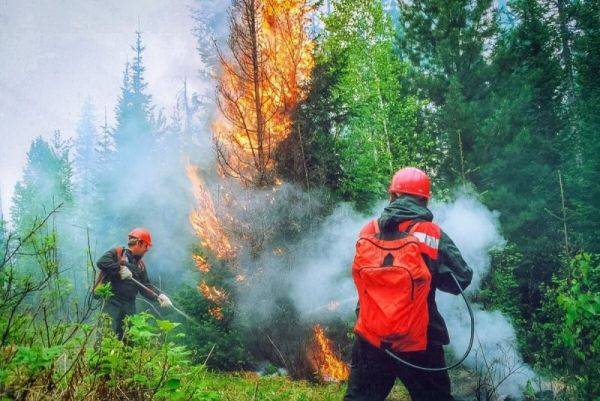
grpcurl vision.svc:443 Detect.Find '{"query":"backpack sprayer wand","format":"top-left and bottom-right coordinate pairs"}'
top-left (383, 272), bottom-right (475, 372)
top-left (128, 277), bottom-right (202, 327)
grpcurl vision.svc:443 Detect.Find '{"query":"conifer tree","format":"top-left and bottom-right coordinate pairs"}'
top-left (10, 134), bottom-right (73, 233)
top-left (474, 0), bottom-right (565, 321)
top-left (97, 31), bottom-right (159, 248)
top-left (113, 32), bottom-right (154, 152)
top-left (565, 0), bottom-right (600, 253)
top-left (73, 101), bottom-right (99, 216)
top-left (397, 0), bottom-right (497, 185)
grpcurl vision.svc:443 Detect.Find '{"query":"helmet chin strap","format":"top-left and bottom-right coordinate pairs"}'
top-left (382, 272), bottom-right (475, 372)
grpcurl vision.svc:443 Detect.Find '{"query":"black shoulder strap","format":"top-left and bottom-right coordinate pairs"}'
top-left (376, 219), bottom-right (410, 241)
top-left (376, 218), bottom-right (422, 240)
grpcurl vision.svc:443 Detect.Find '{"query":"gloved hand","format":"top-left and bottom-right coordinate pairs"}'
top-left (119, 266), bottom-right (133, 280)
top-left (157, 294), bottom-right (173, 308)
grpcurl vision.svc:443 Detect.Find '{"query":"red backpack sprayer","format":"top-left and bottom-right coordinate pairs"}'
top-left (352, 220), bottom-right (475, 372)
top-left (352, 168), bottom-right (475, 372)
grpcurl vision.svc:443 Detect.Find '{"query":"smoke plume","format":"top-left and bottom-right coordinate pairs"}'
top-left (240, 189), bottom-right (536, 397)
top-left (431, 194), bottom-right (535, 397)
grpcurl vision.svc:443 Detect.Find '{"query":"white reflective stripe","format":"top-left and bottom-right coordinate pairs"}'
top-left (412, 232), bottom-right (439, 249)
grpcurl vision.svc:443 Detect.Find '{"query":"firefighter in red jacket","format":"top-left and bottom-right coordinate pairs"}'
top-left (344, 167), bottom-right (473, 401)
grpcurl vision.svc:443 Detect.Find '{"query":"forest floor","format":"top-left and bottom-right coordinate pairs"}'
top-left (197, 371), bottom-right (410, 401)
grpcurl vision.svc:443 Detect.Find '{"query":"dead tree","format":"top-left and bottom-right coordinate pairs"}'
top-left (214, 0), bottom-right (314, 188)
top-left (215, 0), bottom-right (273, 187)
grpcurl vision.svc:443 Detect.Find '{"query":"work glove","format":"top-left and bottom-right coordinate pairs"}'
top-left (157, 294), bottom-right (173, 308)
top-left (119, 266), bottom-right (133, 280)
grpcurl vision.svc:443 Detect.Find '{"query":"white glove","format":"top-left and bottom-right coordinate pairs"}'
top-left (119, 266), bottom-right (133, 280)
top-left (157, 294), bottom-right (173, 308)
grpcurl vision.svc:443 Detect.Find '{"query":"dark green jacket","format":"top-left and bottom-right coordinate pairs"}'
top-left (96, 247), bottom-right (160, 303)
top-left (379, 195), bottom-right (473, 345)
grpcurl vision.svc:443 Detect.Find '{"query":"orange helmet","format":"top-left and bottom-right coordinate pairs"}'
top-left (388, 167), bottom-right (431, 200)
top-left (128, 228), bottom-right (153, 247)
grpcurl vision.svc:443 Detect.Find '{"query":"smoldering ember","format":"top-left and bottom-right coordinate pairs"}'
top-left (0, 0), bottom-right (598, 401)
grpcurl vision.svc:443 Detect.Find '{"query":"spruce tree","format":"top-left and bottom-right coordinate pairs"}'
top-left (98, 31), bottom-right (158, 250)
top-left (73, 101), bottom-right (99, 217)
top-left (476, 0), bottom-right (564, 323)
top-left (11, 134), bottom-right (73, 233)
top-left (566, 0), bottom-right (600, 253)
top-left (113, 32), bottom-right (154, 153)
top-left (397, 0), bottom-right (497, 185)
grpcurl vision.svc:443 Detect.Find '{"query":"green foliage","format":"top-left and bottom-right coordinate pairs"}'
top-left (3, 0), bottom-right (599, 395)
top-left (474, 0), bottom-right (567, 335)
top-left (564, 0), bottom-right (600, 254)
top-left (478, 244), bottom-right (523, 323)
top-left (94, 282), bottom-right (114, 300)
top-left (10, 134), bottom-right (72, 232)
top-left (173, 285), bottom-right (252, 371)
top-left (86, 312), bottom-right (199, 399)
top-left (397, 0), bottom-right (497, 186)
top-left (293, 0), bottom-right (435, 210)
top-left (10, 345), bottom-right (62, 374)
top-left (0, 277), bottom-right (355, 401)
top-left (533, 253), bottom-right (600, 400)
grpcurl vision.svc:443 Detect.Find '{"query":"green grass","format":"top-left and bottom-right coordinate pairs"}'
top-left (193, 371), bottom-right (410, 401)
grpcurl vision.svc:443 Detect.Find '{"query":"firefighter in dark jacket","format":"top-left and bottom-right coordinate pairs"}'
top-left (344, 167), bottom-right (473, 401)
top-left (96, 228), bottom-right (172, 339)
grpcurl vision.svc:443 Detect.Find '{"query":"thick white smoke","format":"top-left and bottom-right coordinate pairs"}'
top-left (431, 194), bottom-right (535, 397)
top-left (282, 191), bottom-right (535, 397)
top-left (287, 203), bottom-right (368, 319)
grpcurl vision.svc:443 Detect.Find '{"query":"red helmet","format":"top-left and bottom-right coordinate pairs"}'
top-left (128, 228), bottom-right (153, 247)
top-left (388, 167), bottom-right (431, 200)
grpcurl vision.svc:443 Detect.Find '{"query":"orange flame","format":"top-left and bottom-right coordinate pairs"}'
top-left (214, 0), bottom-right (314, 186)
top-left (186, 163), bottom-right (236, 259)
top-left (198, 282), bottom-right (229, 304)
top-left (209, 306), bottom-right (224, 320)
top-left (193, 254), bottom-right (211, 273)
top-left (311, 324), bottom-right (350, 382)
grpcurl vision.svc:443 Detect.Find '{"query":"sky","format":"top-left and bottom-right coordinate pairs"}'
top-left (0, 0), bottom-right (211, 220)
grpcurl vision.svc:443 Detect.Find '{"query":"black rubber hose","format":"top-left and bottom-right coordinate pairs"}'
top-left (383, 272), bottom-right (475, 371)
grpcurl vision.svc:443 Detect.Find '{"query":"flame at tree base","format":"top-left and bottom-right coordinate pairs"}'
top-left (310, 324), bottom-right (350, 382)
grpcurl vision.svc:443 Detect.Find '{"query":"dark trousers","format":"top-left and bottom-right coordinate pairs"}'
top-left (102, 298), bottom-right (136, 340)
top-left (344, 337), bottom-right (454, 401)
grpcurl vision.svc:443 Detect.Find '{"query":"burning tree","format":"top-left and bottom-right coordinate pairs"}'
top-left (182, 0), bottom-right (342, 380)
top-left (214, 0), bottom-right (314, 187)
top-left (186, 163), bottom-right (236, 260)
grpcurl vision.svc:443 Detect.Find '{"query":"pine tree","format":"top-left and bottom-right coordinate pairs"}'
top-left (113, 32), bottom-right (154, 152)
top-left (93, 31), bottom-right (193, 284)
top-left (73, 100), bottom-right (99, 211)
top-left (96, 31), bottom-right (159, 248)
top-left (214, 0), bottom-right (314, 187)
top-left (565, 0), bottom-right (600, 254)
top-left (397, 0), bottom-right (497, 185)
top-left (10, 134), bottom-right (73, 233)
top-left (475, 0), bottom-right (564, 322)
